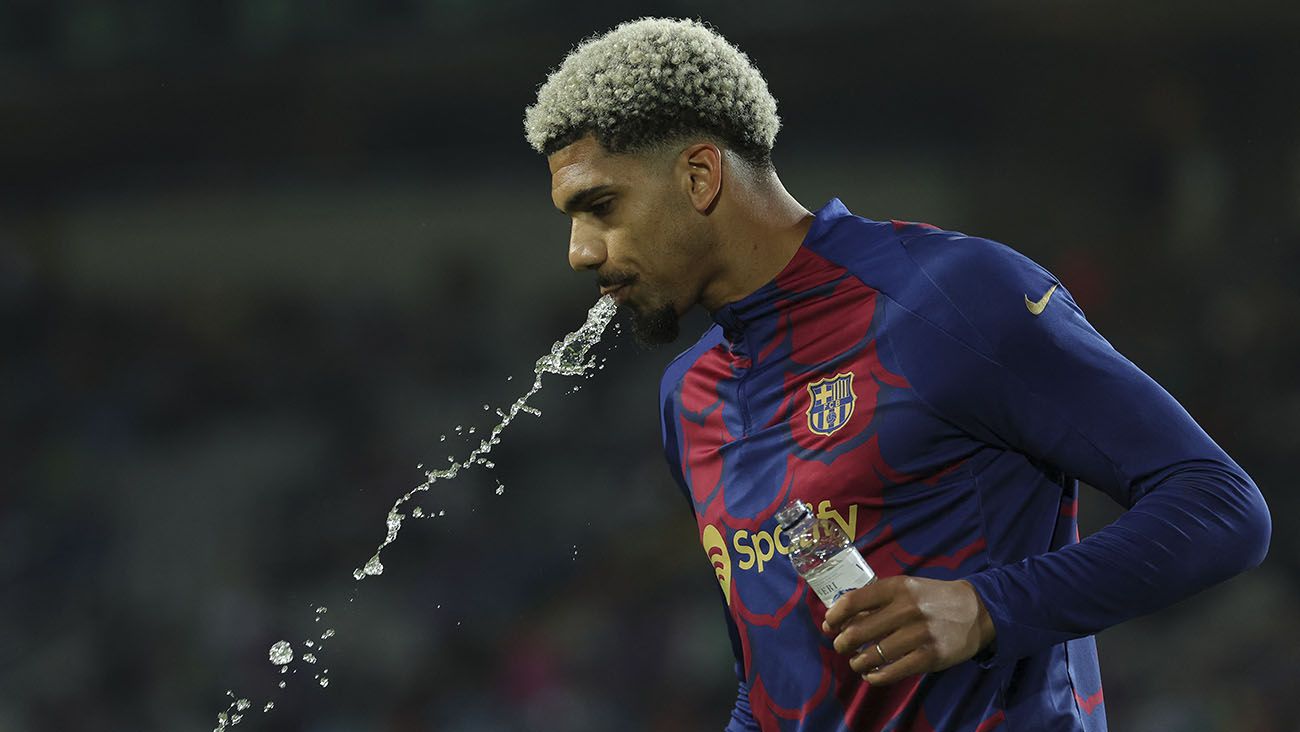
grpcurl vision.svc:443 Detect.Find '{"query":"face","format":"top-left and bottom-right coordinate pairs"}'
top-left (548, 136), bottom-right (717, 346)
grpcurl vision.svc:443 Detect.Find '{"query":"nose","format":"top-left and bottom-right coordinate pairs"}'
top-left (567, 220), bottom-right (606, 272)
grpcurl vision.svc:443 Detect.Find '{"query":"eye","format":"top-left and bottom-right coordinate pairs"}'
top-left (589, 197), bottom-right (614, 217)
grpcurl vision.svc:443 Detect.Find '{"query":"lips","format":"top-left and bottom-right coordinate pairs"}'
top-left (599, 282), bottom-right (632, 302)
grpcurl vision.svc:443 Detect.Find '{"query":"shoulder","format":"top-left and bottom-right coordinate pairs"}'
top-left (895, 228), bottom-right (1074, 362)
top-left (659, 324), bottom-right (727, 457)
top-left (823, 219), bottom-right (1069, 362)
top-left (899, 228), bottom-right (1059, 307)
top-left (806, 214), bottom-right (1068, 361)
top-left (659, 324), bottom-right (727, 410)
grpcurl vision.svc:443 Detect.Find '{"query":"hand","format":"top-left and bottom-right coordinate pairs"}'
top-left (821, 576), bottom-right (996, 686)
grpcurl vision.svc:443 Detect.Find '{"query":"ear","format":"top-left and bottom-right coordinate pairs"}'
top-left (678, 143), bottom-right (723, 214)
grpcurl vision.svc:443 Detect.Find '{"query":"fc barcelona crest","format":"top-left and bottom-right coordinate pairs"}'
top-left (806, 372), bottom-right (857, 436)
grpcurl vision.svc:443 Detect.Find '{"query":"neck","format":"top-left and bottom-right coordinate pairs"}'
top-left (699, 173), bottom-right (813, 313)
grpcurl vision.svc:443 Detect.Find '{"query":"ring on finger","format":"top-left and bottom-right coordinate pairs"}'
top-left (875, 642), bottom-right (890, 665)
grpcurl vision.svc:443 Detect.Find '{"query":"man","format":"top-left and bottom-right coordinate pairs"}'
top-left (524, 18), bottom-right (1270, 732)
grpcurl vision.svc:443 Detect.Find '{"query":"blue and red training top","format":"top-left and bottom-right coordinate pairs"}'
top-left (658, 199), bottom-right (1270, 732)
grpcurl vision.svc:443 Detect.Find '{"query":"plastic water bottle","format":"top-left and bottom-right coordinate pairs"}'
top-left (775, 499), bottom-right (876, 607)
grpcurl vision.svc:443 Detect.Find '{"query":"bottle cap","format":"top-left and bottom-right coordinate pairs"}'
top-left (775, 499), bottom-right (812, 531)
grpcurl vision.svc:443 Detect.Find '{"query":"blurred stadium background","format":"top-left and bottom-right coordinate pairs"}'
top-left (2, 2), bottom-right (1298, 730)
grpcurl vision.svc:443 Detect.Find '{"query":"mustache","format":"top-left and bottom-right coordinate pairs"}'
top-left (596, 272), bottom-right (638, 290)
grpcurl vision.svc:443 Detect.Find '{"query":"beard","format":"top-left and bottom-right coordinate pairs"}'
top-left (600, 270), bottom-right (681, 347)
top-left (625, 300), bottom-right (679, 347)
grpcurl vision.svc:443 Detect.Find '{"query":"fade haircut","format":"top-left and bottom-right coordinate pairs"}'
top-left (524, 17), bottom-right (780, 170)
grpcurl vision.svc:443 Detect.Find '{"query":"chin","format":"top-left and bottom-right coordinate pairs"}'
top-left (626, 300), bottom-right (680, 347)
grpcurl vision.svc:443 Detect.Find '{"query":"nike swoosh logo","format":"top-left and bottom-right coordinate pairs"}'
top-left (1024, 284), bottom-right (1058, 316)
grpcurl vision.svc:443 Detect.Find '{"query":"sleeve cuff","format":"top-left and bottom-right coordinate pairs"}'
top-left (964, 568), bottom-right (1031, 669)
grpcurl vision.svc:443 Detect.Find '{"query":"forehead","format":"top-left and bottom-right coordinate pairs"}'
top-left (549, 138), bottom-right (608, 190)
top-left (548, 137), bottom-right (643, 208)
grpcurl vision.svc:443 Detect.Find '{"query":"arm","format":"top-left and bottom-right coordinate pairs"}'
top-left (726, 663), bottom-right (762, 732)
top-left (825, 232), bottom-right (1270, 678)
top-left (660, 350), bottom-right (760, 729)
top-left (904, 235), bottom-right (1270, 665)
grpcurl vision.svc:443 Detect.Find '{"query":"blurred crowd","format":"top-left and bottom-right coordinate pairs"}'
top-left (2, 2), bottom-right (1298, 731)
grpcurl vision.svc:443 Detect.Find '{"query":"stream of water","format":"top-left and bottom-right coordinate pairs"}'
top-left (211, 295), bottom-right (618, 730)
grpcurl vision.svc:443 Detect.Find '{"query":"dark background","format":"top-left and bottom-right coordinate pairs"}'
top-left (3, 2), bottom-right (1298, 730)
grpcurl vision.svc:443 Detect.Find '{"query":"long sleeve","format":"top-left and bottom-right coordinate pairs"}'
top-left (660, 346), bottom-right (761, 730)
top-left (894, 231), bottom-right (1272, 666)
top-left (726, 662), bottom-right (762, 732)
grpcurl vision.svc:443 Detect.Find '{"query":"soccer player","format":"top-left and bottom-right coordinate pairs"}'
top-left (523, 18), bottom-right (1271, 732)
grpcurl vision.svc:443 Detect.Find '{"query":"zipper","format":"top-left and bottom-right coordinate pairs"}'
top-left (734, 334), bottom-right (754, 437)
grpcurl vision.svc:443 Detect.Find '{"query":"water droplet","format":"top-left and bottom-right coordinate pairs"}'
top-left (303, 653), bottom-right (317, 664)
top-left (278, 681), bottom-right (286, 689)
top-left (495, 484), bottom-right (504, 495)
top-left (321, 628), bottom-right (335, 640)
top-left (506, 375), bottom-right (513, 381)
top-left (305, 640), bottom-right (315, 648)
top-left (269, 641), bottom-right (293, 666)
top-left (365, 554), bottom-right (383, 575)
top-left (263, 702), bottom-right (274, 712)
top-left (235, 699), bottom-right (250, 711)
top-left (384, 509), bottom-right (404, 543)
top-left (340, 295), bottom-right (615, 649)
top-left (319, 677), bottom-right (330, 687)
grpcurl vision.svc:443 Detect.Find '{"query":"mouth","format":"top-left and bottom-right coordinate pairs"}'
top-left (599, 281), bottom-right (633, 302)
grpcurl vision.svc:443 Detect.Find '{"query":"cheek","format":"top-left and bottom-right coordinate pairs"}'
top-left (617, 207), bottom-right (698, 288)
top-left (661, 221), bottom-right (710, 276)
top-left (609, 220), bottom-right (657, 268)
top-left (602, 230), bottom-right (635, 270)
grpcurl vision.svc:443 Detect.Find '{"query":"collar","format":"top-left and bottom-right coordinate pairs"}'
top-left (710, 198), bottom-right (852, 341)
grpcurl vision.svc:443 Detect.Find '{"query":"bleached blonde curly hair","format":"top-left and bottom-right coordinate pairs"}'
top-left (524, 17), bottom-right (780, 168)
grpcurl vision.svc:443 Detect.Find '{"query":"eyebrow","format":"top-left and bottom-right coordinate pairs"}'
top-left (558, 184), bottom-right (616, 216)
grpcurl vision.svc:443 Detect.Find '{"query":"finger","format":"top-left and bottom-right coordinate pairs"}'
top-left (863, 643), bottom-right (935, 686)
top-left (848, 624), bottom-right (928, 675)
top-left (832, 603), bottom-right (910, 656)
top-left (823, 577), bottom-right (899, 632)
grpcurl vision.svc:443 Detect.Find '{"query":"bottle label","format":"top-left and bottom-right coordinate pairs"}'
top-left (804, 549), bottom-right (876, 608)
